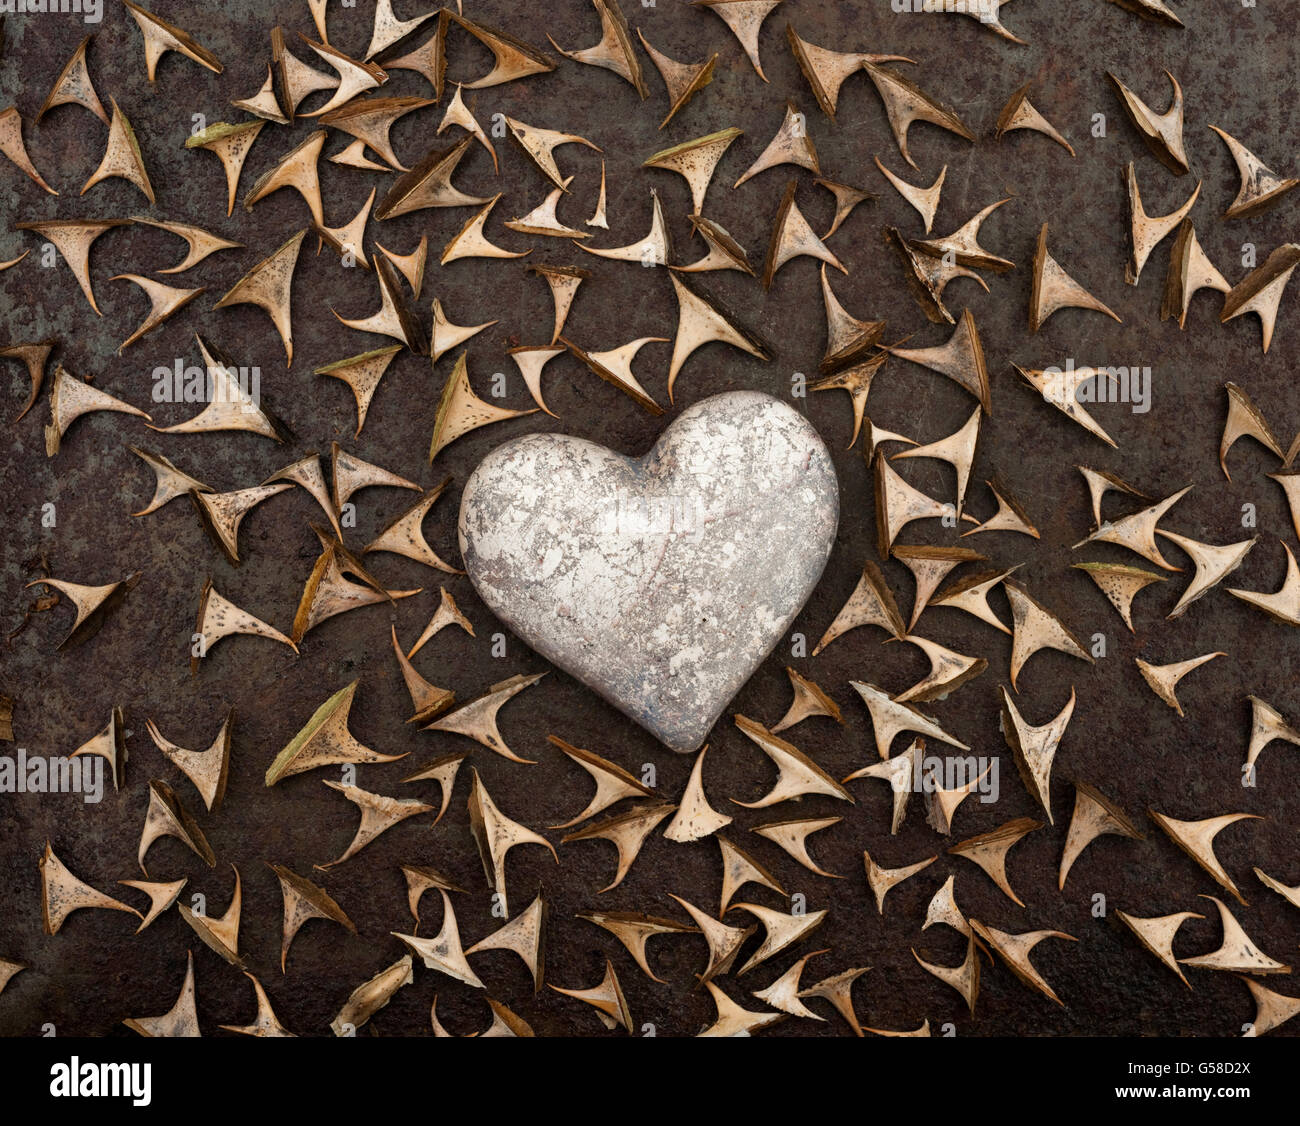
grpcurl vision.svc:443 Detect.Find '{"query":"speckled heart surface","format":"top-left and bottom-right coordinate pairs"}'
top-left (458, 391), bottom-right (839, 752)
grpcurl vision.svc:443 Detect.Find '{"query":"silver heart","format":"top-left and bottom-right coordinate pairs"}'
top-left (458, 391), bottom-right (839, 752)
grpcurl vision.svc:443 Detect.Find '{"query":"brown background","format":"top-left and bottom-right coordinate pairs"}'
top-left (1, 0), bottom-right (1297, 1037)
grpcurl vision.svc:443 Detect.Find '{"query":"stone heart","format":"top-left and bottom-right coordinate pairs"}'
top-left (458, 391), bottom-right (839, 752)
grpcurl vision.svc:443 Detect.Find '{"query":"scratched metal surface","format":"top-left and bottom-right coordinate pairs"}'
top-left (0, 0), bottom-right (1297, 1038)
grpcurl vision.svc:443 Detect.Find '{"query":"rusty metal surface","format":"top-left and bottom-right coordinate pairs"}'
top-left (0, 0), bottom-right (1297, 1037)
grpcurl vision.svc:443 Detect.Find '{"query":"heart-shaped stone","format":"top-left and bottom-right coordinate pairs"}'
top-left (458, 391), bottom-right (839, 752)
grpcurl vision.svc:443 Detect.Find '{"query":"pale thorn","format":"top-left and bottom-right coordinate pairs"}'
top-left (1005, 581), bottom-right (1093, 691)
top-left (1116, 909), bottom-right (1202, 988)
top-left (875, 156), bottom-right (944, 233)
top-left (1254, 867), bottom-right (1300, 912)
top-left (191, 574), bottom-right (297, 670)
top-left (0, 339), bottom-right (54, 422)
top-left (265, 680), bottom-right (406, 786)
top-left (431, 297), bottom-right (497, 363)
top-left (913, 932), bottom-right (980, 1013)
top-left (949, 817), bottom-right (1042, 907)
top-left (138, 779), bottom-right (216, 874)
top-left (118, 878), bottom-right (187, 934)
top-left (272, 25), bottom-right (339, 119)
top-left (563, 802), bottom-right (676, 893)
top-left (818, 266), bottom-right (885, 372)
top-left (762, 180), bottom-right (846, 289)
top-left (425, 673), bottom-right (546, 764)
top-left (364, 0), bottom-right (437, 59)
top-left (231, 65), bottom-right (288, 124)
top-left (794, 966), bottom-right (870, 1035)
top-left (850, 680), bottom-right (969, 761)
top-left (810, 354), bottom-right (886, 449)
top-left (1209, 124), bottom-right (1299, 220)
top-left (1158, 531), bottom-right (1255, 618)
top-left (932, 566), bottom-right (1018, 634)
top-left (731, 902), bottom-right (828, 976)
top-left (771, 666), bottom-right (842, 733)
top-left (881, 309), bottom-right (990, 413)
top-left (1000, 686), bottom-right (1074, 823)
top-left (377, 237), bottom-right (429, 299)
top-left (732, 714), bottom-right (853, 808)
top-left (970, 921), bottom-right (1077, 1006)
top-left (316, 187), bottom-right (375, 268)
top-left (863, 61), bottom-right (975, 170)
top-left (393, 891), bottom-right (485, 989)
top-left (892, 635), bottom-right (987, 704)
top-left (145, 710), bottom-right (232, 811)
top-left (1059, 780), bottom-right (1144, 891)
top-left (885, 226), bottom-right (988, 325)
top-left (268, 864), bottom-right (355, 973)
top-left (1149, 809), bottom-right (1261, 905)
top-left (1109, 0), bottom-right (1183, 26)
top-left (37, 35), bottom-right (109, 124)
top-left (242, 130), bottom-right (325, 227)
top-left (961, 476), bottom-right (1040, 539)
top-left (577, 912), bottom-right (692, 984)
top-left (995, 82), bottom-right (1074, 156)
top-left (1221, 243), bottom-right (1300, 354)
top-left (842, 738), bottom-right (923, 836)
top-left (699, 980), bottom-right (784, 1036)
top-left (123, 0), bottom-right (222, 81)
top-left (814, 177), bottom-right (875, 238)
top-left (329, 956), bottom-right (413, 1036)
top-left (786, 25), bottom-right (912, 121)
top-left (330, 443), bottom-right (419, 511)
top-left (587, 160), bottom-right (609, 226)
top-left (1078, 465), bottom-right (1148, 527)
top-left (332, 255), bottom-right (424, 352)
top-left (1243, 695), bottom-right (1300, 770)
top-left (220, 974), bottom-right (295, 1037)
top-left (40, 842), bottom-right (141, 935)
top-left (389, 625), bottom-right (454, 726)
top-left (735, 103), bottom-right (817, 190)
top-left (668, 893), bottom-right (755, 982)
top-left (435, 85), bottom-right (498, 171)
top-left (299, 35), bottom-right (387, 118)
top-left (752, 950), bottom-right (828, 1020)
top-left (866, 1020), bottom-right (932, 1037)
top-left (130, 216), bottom-right (242, 274)
top-left (664, 746), bottom-right (732, 842)
top-left (549, 0), bottom-right (646, 94)
top-left (546, 733), bottom-right (650, 826)
top-left (440, 194), bottom-right (531, 264)
top-left (560, 336), bottom-right (667, 416)
top-left (692, 0), bottom-right (783, 82)
top-left (399, 863), bottom-right (464, 930)
top-left (1108, 68), bottom-right (1188, 174)
top-left (364, 483), bottom-right (461, 573)
top-left (123, 951), bottom-right (201, 1038)
top-left (1271, 470), bottom-right (1300, 542)
top-left (751, 816), bottom-right (843, 879)
top-left (874, 452), bottom-right (951, 557)
top-left (317, 781), bottom-right (433, 869)
top-left (505, 115), bottom-right (601, 192)
top-left (192, 483), bottom-right (294, 566)
top-left (527, 263), bottom-right (591, 343)
top-left (215, 230), bottom-right (307, 366)
top-left (637, 31), bottom-right (717, 129)
top-left (265, 452), bottom-right (342, 539)
top-left (921, 0), bottom-right (1025, 41)
top-left (0, 106), bottom-right (56, 194)
top-left (467, 769), bottom-right (557, 918)
top-left (863, 849), bottom-right (936, 914)
top-left (1161, 220), bottom-right (1231, 328)
top-left (1018, 361), bottom-right (1126, 444)
top-left (179, 864), bottom-right (243, 966)
top-left (717, 834), bottom-right (786, 913)
top-left (407, 587), bottom-right (475, 659)
top-left (1072, 485), bottom-right (1191, 569)
top-left (913, 199), bottom-right (1016, 273)
top-left (24, 569), bottom-right (141, 650)
top-left (580, 188), bottom-right (670, 265)
top-left (445, 10), bottom-right (556, 89)
top-left (922, 873), bottom-right (971, 937)
top-left (550, 960), bottom-right (634, 1032)
top-left (377, 137), bottom-right (489, 219)
top-left (1030, 223), bottom-right (1121, 332)
top-left (892, 406), bottom-right (981, 517)
top-left (815, 560), bottom-right (906, 654)
top-left (1239, 976), bottom-right (1300, 1036)
top-left (666, 273), bottom-right (770, 402)
top-left (506, 182), bottom-right (591, 240)
top-left (1124, 163), bottom-right (1201, 285)
top-left (185, 121), bottom-right (266, 217)
top-left (924, 760), bottom-right (991, 835)
top-left (647, 127), bottom-right (742, 213)
top-left (14, 220), bottom-right (129, 316)
top-left (382, 16), bottom-right (445, 96)
top-left (1179, 895), bottom-right (1292, 975)
top-left (1220, 382), bottom-right (1283, 481)
top-left (400, 752), bottom-right (468, 826)
top-left (1073, 563), bottom-right (1163, 634)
